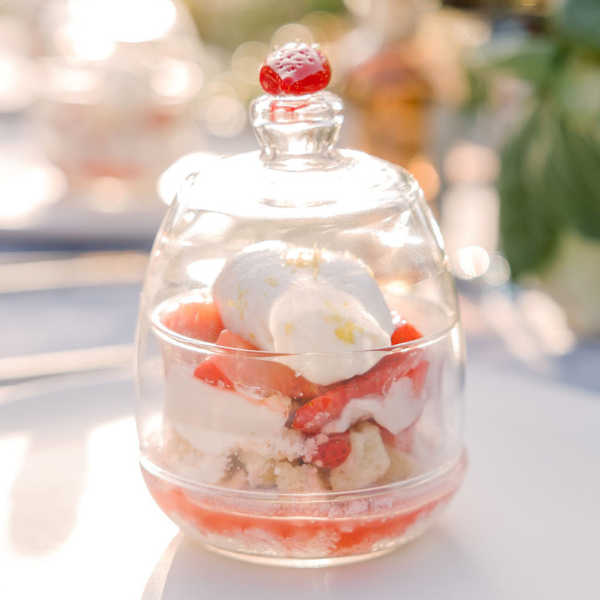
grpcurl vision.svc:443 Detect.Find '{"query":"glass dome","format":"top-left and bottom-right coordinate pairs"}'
top-left (135, 45), bottom-right (466, 567)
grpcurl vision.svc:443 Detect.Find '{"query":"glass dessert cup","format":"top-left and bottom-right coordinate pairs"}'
top-left (135, 42), bottom-right (466, 567)
top-left (137, 289), bottom-right (465, 566)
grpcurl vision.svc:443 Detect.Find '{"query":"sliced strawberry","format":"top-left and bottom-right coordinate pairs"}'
top-left (212, 330), bottom-right (329, 400)
top-left (292, 394), bottom-right (338, 434)
top-left (292, 353), bottom-right (420, 433)
top-left (293, 323), bottom-right (424, 434)
top-left (161, 300), bottom-right (224, 343)
top-left (310, 433), bottom-right (351, 468)
top-left (194, 360), bottom-right (234, 389)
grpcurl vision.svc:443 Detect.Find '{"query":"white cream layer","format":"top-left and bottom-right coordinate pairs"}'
top-left (164, 365), bottom-right (290, 458)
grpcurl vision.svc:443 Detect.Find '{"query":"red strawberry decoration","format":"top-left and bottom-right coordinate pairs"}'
top-left (311, 433), bottom-right (351, 468)
top-left (259, 42), bottom-right (331, 96)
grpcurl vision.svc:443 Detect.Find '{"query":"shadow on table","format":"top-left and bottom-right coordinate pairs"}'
top-left (141, 529), bottom-right (505, 600)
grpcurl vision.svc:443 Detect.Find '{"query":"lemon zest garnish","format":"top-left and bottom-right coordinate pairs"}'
top-left (226, 284), bottom-right (249, 319)
top-left (284, 245), bottom-right (323, 278)
top-left (334, 321), bottom-right (364, 345)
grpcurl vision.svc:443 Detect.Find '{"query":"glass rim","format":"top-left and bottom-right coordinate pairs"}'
top-left (140, 450), bottom-right (467, 502)
top-left (150, 312), bottom-right (459, 358)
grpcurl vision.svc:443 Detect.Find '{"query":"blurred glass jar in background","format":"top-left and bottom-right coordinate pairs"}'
top-left (29, 0), bottom-right (206, 211)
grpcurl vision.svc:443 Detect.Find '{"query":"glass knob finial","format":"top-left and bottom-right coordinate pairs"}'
top-left (251, 42), bottom-right (343, 169)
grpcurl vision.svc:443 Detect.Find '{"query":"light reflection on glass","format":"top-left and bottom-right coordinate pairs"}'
top-left (450, 326), bottom-right (462, 361)
top-left (188, 213), bottom-right (233, 238)
top-left (376, 211), bottom-right (419, 249)
top-left (186, 258), bottom-right (227, 286)
top-left (158, 152), bottom-right (220, 205)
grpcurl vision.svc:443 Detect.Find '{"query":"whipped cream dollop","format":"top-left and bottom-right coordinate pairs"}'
top-left (213, 241), bottom-right (394, 385)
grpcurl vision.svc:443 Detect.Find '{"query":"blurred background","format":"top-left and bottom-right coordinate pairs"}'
top-left (0, 0), bottom-right (599, 389)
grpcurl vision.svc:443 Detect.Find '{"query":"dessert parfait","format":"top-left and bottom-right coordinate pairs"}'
top-left (135, 42), bottom-right (466, 566)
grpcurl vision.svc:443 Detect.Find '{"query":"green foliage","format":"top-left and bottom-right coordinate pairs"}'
top-left (470, 0), bottom-right (600, 278)
top-left (546, 114), bottom-right (600, 239)
top-left (555, 0), bottom-right (600, 52)
top-left (474, 38), bottom-right (557, 84)
top-left (499, 97), bottom-right (600, 278)
top-left (498, 107), bottom-right (561, 278)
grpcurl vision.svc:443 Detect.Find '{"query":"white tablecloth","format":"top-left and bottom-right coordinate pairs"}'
top-left (1, 350), bottom-right (599, 600)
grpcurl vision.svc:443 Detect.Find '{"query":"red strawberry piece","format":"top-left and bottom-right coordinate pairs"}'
top-left (211, 329), bottom-right (329, 400)
top-left (311, 433), bottom-right (351, 469)
top-left (259, 42), bottom-right (331, 96)
top-left (391, 322), bottom-right (423, 345)
top-left (161, 300), bottom-right (224, 343)
top-left (291, 394), bottom-right (337, 434)
top-left (194, 360), bottom-right (234, 390)
top-left (293, 323), bottom-right (424, 434)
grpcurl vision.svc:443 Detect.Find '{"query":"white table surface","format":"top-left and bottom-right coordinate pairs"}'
top-left (1, 356), bottom-right (599, 600)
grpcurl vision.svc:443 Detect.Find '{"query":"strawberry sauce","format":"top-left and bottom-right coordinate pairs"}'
top-left (142, 454), bottom-right (466, 561)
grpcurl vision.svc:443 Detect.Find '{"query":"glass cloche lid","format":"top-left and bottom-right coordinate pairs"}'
top-left (142, 41), bottom-right (454, 322)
